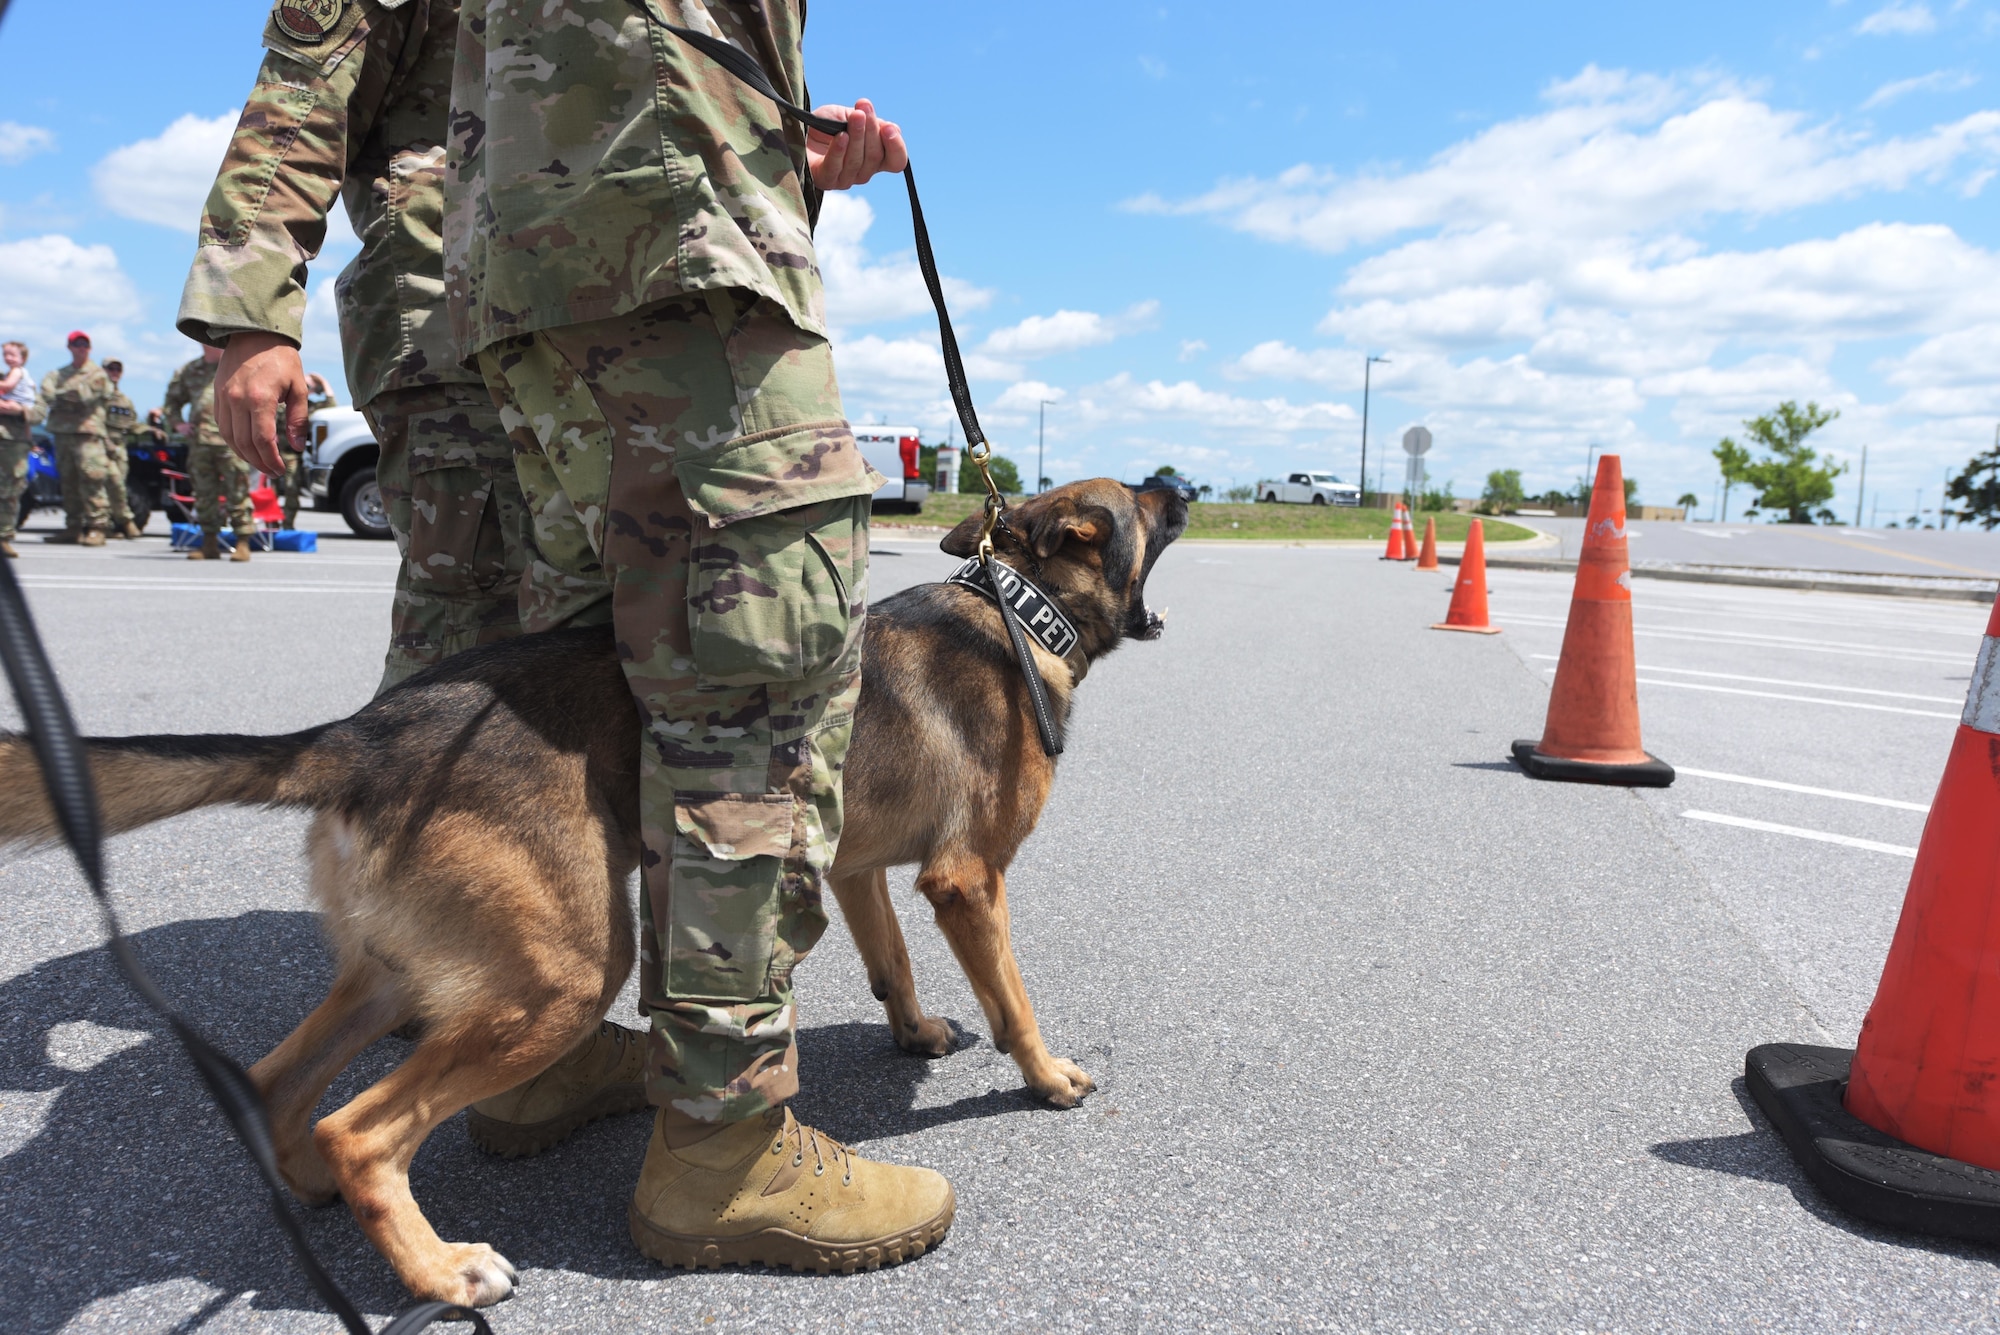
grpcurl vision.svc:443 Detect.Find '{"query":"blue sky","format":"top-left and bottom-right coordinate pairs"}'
top-left (2, 1), bottom-right (1996, 521)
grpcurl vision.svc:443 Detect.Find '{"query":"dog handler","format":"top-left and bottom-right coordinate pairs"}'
top-left (446, 0), bottom-right (955, 1269)
top-left (176, 0), bottom-right (647, 1150)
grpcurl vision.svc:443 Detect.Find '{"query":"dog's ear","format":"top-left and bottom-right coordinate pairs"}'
top-left (1027, 497), bottom-right (1114, 560)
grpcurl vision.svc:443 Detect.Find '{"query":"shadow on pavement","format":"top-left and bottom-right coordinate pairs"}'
top-left (1647, 1077), bottom-right (2000, 1266)
top-left (0, 912), bottom-right (1030, 1328)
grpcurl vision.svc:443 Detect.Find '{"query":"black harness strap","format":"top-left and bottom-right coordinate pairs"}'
top-left (663, 23), bottom-right (1065, 758)
top-left (0, 561), bottom-right (487, 1335)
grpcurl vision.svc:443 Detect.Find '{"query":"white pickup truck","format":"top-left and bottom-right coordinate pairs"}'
top-left (1257, 471), bottom-right (1360, 506)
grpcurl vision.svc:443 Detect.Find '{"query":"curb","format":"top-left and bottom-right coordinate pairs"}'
top-left (1443, 555), bottom-right (1999, 605)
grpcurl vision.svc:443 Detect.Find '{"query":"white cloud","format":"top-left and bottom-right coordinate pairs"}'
top-left (92, 111), bottom-right (239, 232)
top-left (817, 193), bottom-right (992, 331)
top-left (1857, 2), bottom-right (1938, 35)
top-left (0, 235), bottom-right (142, 347)
top-left (1863, 69), bottom-right (1978, 110)
top-left (1135, 69), bottom-right (2000, 252)
top-left (0, 123), bottom-right (55, 166)
top-left (978, 301), bottom-right (1159, 361)
top-left (1178, 339), bottom-right (1208, 361)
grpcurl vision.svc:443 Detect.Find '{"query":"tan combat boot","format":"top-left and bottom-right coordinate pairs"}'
top-left (0, 539), bottom-right (16, 559)
top-left (119, 520), bottom-right (142, 540)
top-left (231, 531), bottom-right (252, 563)
top-left (629, 1106), bottom-right (954, 1274)
top-left (78, 529), bottom-right (105, 548)
top-left (42, 529), bottom-right (78, 545)
top-left (467, 1021), bottom-right (649, 1157)
top-left (188, 531), bottom-right (220, 561)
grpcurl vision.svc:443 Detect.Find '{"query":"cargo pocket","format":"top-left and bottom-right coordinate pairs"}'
top-left (666, 793), bottom-right (798, 1003)
top-left (406, 463), bottom-right (509, 599)
top-left (686, 494), bottom-right (869, 686)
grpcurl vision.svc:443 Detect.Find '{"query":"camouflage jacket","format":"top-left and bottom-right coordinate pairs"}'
top-left (176, 0), bottom-right (479, 407)
top-left (162, 358), bottom-right (219, 439)
top-left (192, 380), bottom-right (228, 450)
top-left (38, 361), bottom-right (113, 436)
top-left (445, 0), bottom-right (826, 361)
top-left (104, 390), bottom-right (141, 445)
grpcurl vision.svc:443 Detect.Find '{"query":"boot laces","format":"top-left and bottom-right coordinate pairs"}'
top-left (771, 1114), bottom-right (854, 1187)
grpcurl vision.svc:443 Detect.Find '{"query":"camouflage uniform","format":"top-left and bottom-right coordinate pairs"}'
top-left (0, 373), bottom-right (42, 545)
top-left (39, 361), bottom-right (115, 536)
top-left (451, 0), bottom-right (882, 1123)
top-left (102, 389), bottom-right (139, 530)
top-left (177, 0), bottom-right (528, 689)
top-left (190, 380), bottom-right (255, 536)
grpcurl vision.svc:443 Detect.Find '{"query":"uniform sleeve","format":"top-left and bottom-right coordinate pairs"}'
top-left (161, 369), bottom-right (190, 428)
top-left (175, 5), bottom-right (412, 348)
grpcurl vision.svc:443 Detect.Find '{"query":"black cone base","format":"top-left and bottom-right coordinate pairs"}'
top-left (1746, 1043), bottom-right (2000, 1246)
top-left (1510, 739), bottom-right (1675, 787)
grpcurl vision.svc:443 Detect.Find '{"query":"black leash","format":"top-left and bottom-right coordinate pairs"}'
top-left (0, 559), bottom-right (487, 1335)
top-left (662, 20), bottom-right (1066, 757)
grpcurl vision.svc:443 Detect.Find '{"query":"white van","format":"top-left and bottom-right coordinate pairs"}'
top-left (853, 427), bottom-right (932, 514)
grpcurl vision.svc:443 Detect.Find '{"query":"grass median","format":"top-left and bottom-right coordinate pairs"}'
top-left (872, 493), bottom-right (1538, 544)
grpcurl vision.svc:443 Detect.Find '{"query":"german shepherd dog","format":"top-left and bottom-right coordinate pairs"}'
top-left (0, 479), bottom-right (1187, 1305)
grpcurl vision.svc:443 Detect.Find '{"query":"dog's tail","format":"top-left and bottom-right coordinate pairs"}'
top-left (0, 726), bottom-right (338, 847)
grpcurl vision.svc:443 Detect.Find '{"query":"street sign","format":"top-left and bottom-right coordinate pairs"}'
top-left (1402, 426), bottom-right (1432, 457)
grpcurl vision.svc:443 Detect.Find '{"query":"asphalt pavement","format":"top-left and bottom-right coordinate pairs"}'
top-left (4, 515), bottom-right (2000, 1333)
top-left (1529, 516), bottom-right (2000, 579)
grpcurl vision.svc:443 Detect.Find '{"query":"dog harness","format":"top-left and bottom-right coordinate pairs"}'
top-left (945, 558), bottom-right (1081, 660)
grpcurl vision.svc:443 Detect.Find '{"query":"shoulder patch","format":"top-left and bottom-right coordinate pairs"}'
top-left (276, 0), bottom-right (343, 41)
top-left (263, 0), bottom-right (370, 72)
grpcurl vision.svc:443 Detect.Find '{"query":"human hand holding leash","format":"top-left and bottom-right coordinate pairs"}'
top-left (806, 98), bottom-right (908, 189)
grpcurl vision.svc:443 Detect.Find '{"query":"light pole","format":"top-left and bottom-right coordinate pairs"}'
top-left (1582, 442), bottom-right (1601, 507)
top-left (1038, 399), bottom-right (1055, 494)
top-left (1360, 354), bottom-right (1389, 506)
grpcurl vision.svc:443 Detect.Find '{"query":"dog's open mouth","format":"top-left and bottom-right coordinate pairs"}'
top-left (1134, 605), bottom-right (1167, 641)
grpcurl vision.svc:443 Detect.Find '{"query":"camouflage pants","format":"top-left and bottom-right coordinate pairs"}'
top-left (105, 440), bottom-right (132, 527)
top-left (188, 441), bottom-right (254, 533)
top-left (279, 448), bottom-right (306, 529)
top-left (479, 293), bottom-right (872, 1123)
top-left (368, 384), bottom-right (532, 692)
top-left (0, 436), bottom-right (27, 542)
top-left (56, 432), bottom-right (113, 534)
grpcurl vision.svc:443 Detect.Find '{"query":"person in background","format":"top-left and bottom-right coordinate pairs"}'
top-left (0, 341), bottom-right (42, 558)
top-left (99, 359), bottom-right (146, 540)
top-left (39, 332), bottom-right (115, 547)
top-left (276, 372), bottom-right (338, 529)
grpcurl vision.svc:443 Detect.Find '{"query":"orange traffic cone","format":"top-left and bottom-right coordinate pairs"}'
top-left (1414, 515), bottom-right (1439, 570)
top-left (1432, 519), bottom-right (1500, 634)
top-left (1380, 505), bottom-right (1406, 561)
top-left (1510, 455), bottom-right (1673, 786)
top-left (1746, 594), bottom-right (2000, 1244)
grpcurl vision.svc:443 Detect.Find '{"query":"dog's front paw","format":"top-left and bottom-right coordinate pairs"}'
top-left (1028, 1057), bottom-right (1096, 1109)
top-left (418, 1242), bottom-right (517, 1308)
top-left (895, 1014), bottom-right (955, 1057)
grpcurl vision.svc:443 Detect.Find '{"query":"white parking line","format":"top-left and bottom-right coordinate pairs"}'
top-left (1681, 810), bottom-right (1918, 857)
top-left (1528, 655), bottom-right (1961, 704)
top-left (17, 580), bottom-right (386, 593)
top-left (1508, 615), bottom-right (1967, 664)
top-left (1674, 767), bottom-right (1931, 812)
top-left (1536, 667), bottom-right (1960, 719)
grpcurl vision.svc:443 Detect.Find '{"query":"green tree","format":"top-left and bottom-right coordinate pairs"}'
top-left (1676, 492), bottom-right (1700, 516)
top-left (1713, 401), bottom-right (1844, 524)
top-left (1223, 484), bottom-right (1255, 503)
top-left (1480, 469), bottom-right (1524, 514)
top-left (1153, 464), bottom-right (1179, 477)
top-left (957, 453), bottom-right (1023, 496)
top-left (1948, 446), bottom-right (2000, 530)
top-left (1623, 477), bottom-right (1639, 507)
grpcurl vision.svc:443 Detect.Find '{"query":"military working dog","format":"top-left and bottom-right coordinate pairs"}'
top-left (0, 478), bottom-right (1187, 1305)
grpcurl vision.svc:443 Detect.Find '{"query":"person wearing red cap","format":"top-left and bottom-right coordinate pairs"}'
top-left (38, 332), bottom-right (116, 546)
